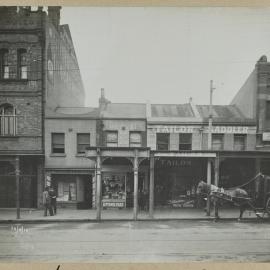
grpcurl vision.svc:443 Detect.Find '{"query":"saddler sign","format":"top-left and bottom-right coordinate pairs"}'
top-left (148, 125), bottom-right (256, 134)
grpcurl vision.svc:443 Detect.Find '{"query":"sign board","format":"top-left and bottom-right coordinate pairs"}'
top-left (263, 132), bottom-right (270, 141)
top-left (155, 152), bottom-right (216, 158)
top-left (102, 200), bottom-right (125, 208)
top-left (148, 125), bottom-right (256, 134)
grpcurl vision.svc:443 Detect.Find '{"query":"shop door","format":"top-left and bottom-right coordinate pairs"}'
top-left (0, 176), bottom-right (16, 207)
top-left (83, 175), bottom-right (92, 209)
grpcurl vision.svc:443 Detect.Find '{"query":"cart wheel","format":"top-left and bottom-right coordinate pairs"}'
top-left (266, 197), bottom-right (270, 217)
top-left (255, 211), bottom-right (265, 219)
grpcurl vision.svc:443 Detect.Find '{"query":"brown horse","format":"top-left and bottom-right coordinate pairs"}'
top-left (196, 181), bottom-right (252, 221)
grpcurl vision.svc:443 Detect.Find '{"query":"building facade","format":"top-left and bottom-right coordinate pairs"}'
top-left (45, 107), bottom-right (97, 209)
top-left (1, 7), bottom-right (270, 218)
top-left (0, 6), bottom-right (85, 209)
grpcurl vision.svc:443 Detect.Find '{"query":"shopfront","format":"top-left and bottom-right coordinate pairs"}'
top-left (154, 157), bottom-right (207, 208)
top-left (49, 172), bottom-right (93, 209)
top-left (86, 147), bottom-right (150, 220)
top-left (101, 171), bottom-right (147, 209)
top-left (0, 157), bottom-right (40, 208)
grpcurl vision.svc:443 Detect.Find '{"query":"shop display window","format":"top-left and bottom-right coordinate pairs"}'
top-left (57, 181), bottom-right (77, 201)
top-left (102, 173), bottom-right (126, 208)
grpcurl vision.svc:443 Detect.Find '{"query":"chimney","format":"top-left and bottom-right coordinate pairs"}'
top-left (101, 88), bottom-right (105, 99)
top-left (99, 88), bottom-right (110, 111)
top-left (146, 100), bottom-right (151, 118)
top-left (48, 6), bottom-right (61, 31)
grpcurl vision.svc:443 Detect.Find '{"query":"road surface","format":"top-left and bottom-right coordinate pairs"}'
top-left (0, 220), bottom-right (269, 262)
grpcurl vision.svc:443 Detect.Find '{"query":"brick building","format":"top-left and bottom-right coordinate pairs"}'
top-left (0, 6), bottom-right (85, 209)
top-left (231, 55), bottom-right (270, 176)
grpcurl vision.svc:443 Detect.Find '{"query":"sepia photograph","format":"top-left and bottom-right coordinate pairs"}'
top-left (0, 3), bottom-right (270, 264)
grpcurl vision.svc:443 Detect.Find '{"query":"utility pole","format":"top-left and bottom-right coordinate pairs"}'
top-left (206, 80), bottom-right (215, 216)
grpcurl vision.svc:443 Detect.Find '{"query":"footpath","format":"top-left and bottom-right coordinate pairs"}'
top-left (0, 207), bottom-right (266, 223)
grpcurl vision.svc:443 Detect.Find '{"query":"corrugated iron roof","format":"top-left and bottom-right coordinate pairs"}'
top-left (196, 105), bottom-right (255, 123)
top-left (101, 103), bottom-right (146, 118)
top-left (151, 104), bottom-right (195, 117)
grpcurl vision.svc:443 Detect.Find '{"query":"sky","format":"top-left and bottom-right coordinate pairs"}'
top-left (61, 7), bottom-right (270, 107)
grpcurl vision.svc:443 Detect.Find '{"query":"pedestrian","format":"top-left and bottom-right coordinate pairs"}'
top-left (43, 187), bottom-right (53, 216)
top-left (49, 186), bottom-right (57, 215)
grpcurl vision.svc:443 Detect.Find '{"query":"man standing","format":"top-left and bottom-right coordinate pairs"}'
top-left (49, 186), bottom-right (57, 215)
top-left (43, 187), bottom-right (53, 216)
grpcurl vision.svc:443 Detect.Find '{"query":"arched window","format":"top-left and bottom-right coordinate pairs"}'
top-left (17, 48), bottom-right (27, 79)
top-left (0, 49), bottom-right (9, 79)
top-left (0, 104), bottom-right (17, 136)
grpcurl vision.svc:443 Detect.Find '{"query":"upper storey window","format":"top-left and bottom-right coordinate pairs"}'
top-left (212, 134), bottom-right (224, 150)
top-left (106, 131), bottom-right (118, 147)
top-left (0, 49), bottom-right (9, 79)
top-left (156, 133), bottom-right (170, 151)
top-left (0, 104), bottom-right (17, 136)
top-left (179, 133), bottom-right (192, 150)
top-left (17, 49), bottom-right (27, 79)
top-left (129, 132), bottom-right (142, 147)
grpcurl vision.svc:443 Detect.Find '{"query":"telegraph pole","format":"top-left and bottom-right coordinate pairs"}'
top-left (206, 80), bottom-right (215, 216)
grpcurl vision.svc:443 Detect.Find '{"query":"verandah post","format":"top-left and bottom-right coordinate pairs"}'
top-left (96, 150), bottom-right (101, 221)
top-left (133, 149), bottom-right (138, 221)
top-left (15, 156), bottom-right (20, 220)
top-left (149, 153), bottom-right (155, 218)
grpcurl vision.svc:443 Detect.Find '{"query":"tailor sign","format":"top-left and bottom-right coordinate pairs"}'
top-left (148, 125), bottom-right (256, 134)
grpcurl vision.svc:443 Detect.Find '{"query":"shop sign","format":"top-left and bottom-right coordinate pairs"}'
top-left (263, 132), bottom-right (270, 141)
top-left (156, 152), bottom-right (216, 158)
top-left (149, 126), bottom-right (195, 133)
top-left (102, 201), bottom-right (125, 208)
top-left (158, 159), bottom-right (192, 167)
top-left (204, 126), bottom-right (252, 134)
top-left (149, 125), bottom-right (255, 134)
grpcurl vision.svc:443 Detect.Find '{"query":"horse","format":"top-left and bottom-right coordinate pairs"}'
top-left (196, 181), bottom-right (252, 221)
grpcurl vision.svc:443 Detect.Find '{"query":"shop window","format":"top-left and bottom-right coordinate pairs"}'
top-left (51, 133), bottom-right (65, 154)
top-left (106, 131), bottom-right (118, 147)
top-left (266, 101), bottom-right (270, 120)
top-left (156, 133), bottom-right (169, 151)
top-left (102, 173), bottom-right (126, 208)
top-left (179, 133), bottom-right (192, 150)
top-left (77, 133), bottom-right (90, 154)
top-left (212, 134), bottom-right (224, 150)
top-left (0, 49), bottom-right (9, 79)
top-left (57, 181), bottom-right (77, 201)
top-left (234, 134), bottom-right (246, 151)
top-left (17, 49), bottom-right (27, 79)
top-left (129, 131), bottom-right (142, 147)
top-left (0, 104), bottom-right (17, 136)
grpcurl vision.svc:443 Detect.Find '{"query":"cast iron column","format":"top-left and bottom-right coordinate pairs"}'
top-left (206, 159), bottom-right (212, 216)
top-left (149, 153), bottom-right (155, 218)
top-left (96, 151), bottom-right (102, 221)
top-left (15, 156), bottom-right (20, 219)
top-left (214, 155), bottom-right (220, 186)
top-left (133, 150), bottom-right (139, 220)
